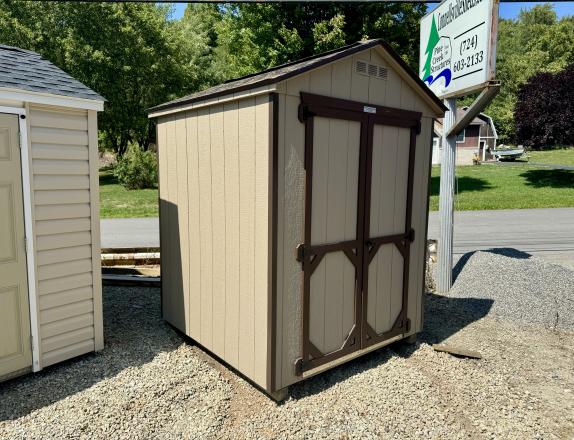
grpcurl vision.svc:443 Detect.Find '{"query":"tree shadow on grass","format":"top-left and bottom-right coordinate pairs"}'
top-left (430, 176), bottom-right (493, 196)
top-left (520, 169), bottom-right (574, 189)
top-left (99, 167), bottom-right (118, 186)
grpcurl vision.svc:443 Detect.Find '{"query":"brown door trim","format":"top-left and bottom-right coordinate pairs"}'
top-left (295, 92), bottom-right (421, 375)
top-left (361, 125), bottom-right (418, 348)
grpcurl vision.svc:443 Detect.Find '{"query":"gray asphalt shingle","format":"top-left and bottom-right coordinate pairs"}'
top-left (149, 39), bottom-right (446, 114)
top-left (0, 45), bottom-right (104, 102)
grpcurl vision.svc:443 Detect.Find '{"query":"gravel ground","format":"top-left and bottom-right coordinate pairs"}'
top-left (448, 250), bottom-right (574, 330)
top-left (1, 252), bottom-right (573, 439)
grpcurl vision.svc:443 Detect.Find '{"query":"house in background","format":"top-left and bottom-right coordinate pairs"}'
top-left (432, 107), bottom-right (498, 165)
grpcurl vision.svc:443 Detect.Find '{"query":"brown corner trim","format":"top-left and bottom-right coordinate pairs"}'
top-left (267, 92), bottom-right (279, 393)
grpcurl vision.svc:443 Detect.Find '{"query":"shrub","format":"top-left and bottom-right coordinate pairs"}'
top-left (515, 64), bottom-right (574, 150)
top-left (114, 144), bottom-right (158, 189)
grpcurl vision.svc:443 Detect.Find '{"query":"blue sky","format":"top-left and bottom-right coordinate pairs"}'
top-left (170, 2), bottom-right (574, 21)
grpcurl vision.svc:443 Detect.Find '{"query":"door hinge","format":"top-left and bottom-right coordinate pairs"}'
top-left (24, 236), bottom-right (28, 252)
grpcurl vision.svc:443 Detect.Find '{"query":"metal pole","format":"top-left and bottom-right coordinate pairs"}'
top-left (437, 98), bottom-right (457, 293)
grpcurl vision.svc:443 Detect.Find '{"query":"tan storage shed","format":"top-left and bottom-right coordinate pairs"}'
top-left (149, 39), bottom-right (445, 399)
top-left (0, 45), bottom-right (104, 381)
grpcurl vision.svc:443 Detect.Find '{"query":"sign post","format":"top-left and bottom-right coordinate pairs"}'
top-left (419, 0), bottom-right (499, 292)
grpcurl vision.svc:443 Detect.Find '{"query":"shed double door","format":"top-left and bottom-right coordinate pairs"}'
top-left (0, 113), bottom-right (32, 378)
top-left (295, 93), bottom-right (421, 374)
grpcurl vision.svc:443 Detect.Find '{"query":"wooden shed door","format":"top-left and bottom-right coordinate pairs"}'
top-left (0, 113), bottom-right (32, 378)
top-left (295, 93), bottom-right (420, 375)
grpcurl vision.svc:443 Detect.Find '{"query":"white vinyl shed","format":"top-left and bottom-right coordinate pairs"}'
top-left (149, 39), bottom-right (446, 400)
top-left (0, 45), bottom-right (105, 381)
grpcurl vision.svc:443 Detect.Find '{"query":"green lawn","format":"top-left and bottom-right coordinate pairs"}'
top-left (99, 168), bottom-right (158, 218)
top-left (429, 163), bottom-right (574, 211)
top-left (100, 149), bottom-right (574, 217)
top-left (526, 147), bottom-right (574, 166)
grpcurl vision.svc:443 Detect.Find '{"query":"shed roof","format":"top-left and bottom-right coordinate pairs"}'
top-left (149, 39), bottom-right (447, 114)
top-left (0, 45), bottom-right (104, 102)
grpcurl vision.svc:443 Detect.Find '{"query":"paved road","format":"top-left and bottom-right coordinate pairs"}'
top-left (101, 217), bottom-right (159, 249)
top-left (100, 208), bottom-right (574, 268)
top-left (427, 208), bottom-right (574, 269)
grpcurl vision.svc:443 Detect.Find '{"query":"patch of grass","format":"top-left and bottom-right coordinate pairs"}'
top-left (99, 167), bottom-right (158, 218)
top-left (429, 163), bottom-right (574, 211)
top-left (526, 147), bottom-right (574, 166)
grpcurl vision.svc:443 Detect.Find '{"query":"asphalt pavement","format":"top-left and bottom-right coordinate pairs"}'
top-left (100, 208), bottom-right (574, 269)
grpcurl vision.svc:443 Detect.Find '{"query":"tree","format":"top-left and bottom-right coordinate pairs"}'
top-left (0, 1), bottom-right (201, 155)
top-left (481, 5), bottom-right (574, 143)
top-left (515, 65), bottom-right (574, 149)
top-left (189, 3), bottom-right (427, 81)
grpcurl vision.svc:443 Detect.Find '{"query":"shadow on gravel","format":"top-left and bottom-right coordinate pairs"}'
top-left (290, 251), bottom-right (516, 399)
top-left (453, 247), bottom-right (533, 281)
top-left (0, 286), bottom-right (180, 421)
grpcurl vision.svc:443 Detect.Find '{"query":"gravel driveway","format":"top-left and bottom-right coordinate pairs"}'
top-left (1, 252), bottom-right (573, 439)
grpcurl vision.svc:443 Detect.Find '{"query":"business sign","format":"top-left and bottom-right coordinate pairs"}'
top-left (419, 0), bottom-right (498, 99)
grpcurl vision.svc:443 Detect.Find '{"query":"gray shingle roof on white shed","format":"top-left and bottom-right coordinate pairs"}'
top-left (0, 45), bottom-right (104, 102)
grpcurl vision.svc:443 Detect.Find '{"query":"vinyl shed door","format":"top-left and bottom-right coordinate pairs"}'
top-left (0, 113), bottom-right (32, 378)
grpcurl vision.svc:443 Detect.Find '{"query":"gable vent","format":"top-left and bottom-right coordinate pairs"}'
top-left (355, 60), bottom-right (388, 80)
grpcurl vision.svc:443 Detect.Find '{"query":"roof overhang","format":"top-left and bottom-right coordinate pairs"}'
top-left (0, 87), bottom-right (104, 111)
top-left (149, 39), bottom-right (447, 118)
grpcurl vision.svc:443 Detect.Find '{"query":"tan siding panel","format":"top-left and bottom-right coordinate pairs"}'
top-left (350, 54), bottom-right (370, 102)
top-left (223, 101), bottom-right (240, 366)
top-left (280, 94), bottom-right (305, 388)
top-left (34, 175), bottom-right (90, 190)
top-left (31, 126), bottom-right (88, 146)
top-left (157, 119), bottom-right (171, 327)
top-left (39, 286), bottom-right (93, 310)
top-left (35, 218), bottom-right (91, 236)
top-left (32, 144), bottom-right (89, 161)
top-left (175, 112), bottom-right (190, 334)
top-left (37, 258), bottom-right (92, 281)
top-left (36, 231), bottom-right (91, 251)
top-left (30, 108), bottom-right (88, 131)
top-left (197, 107), bottom-right (213, 348)
top-left (41, 312), bottom-right (94, 339)
top-left (330, 57), bottom-right (352, 100)
top-left (210, 104), bottom-right (226, 358)
top-left (34, 189), bottom-right (90, 205)
top-left (40, 299), bottom-right (93, 324)
top-left (41, 339), bottom-right (94, 367)
top-left (37, 245), bottom-right (91, 266)
top-left (38, 273), bottom-right (92, 296)
top-left (33, 159), bottom-right (89, 175)
top-left (42, 326), bottom-right (94, 353)
top-left (185, 111), bottom-right (201, 339)
top-left (238, 98), bottom-right (256, 376)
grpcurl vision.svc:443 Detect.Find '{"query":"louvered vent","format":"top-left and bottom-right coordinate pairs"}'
top-left (355, 60), bottom-right (388, 80)
top-left (356, 60), bottom-right (367, 75)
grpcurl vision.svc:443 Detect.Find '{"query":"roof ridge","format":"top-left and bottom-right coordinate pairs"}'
top-left (223, 40), bottom-right (374, 85)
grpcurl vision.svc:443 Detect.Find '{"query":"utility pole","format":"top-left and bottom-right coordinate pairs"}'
top-left (436, 98), bottom-right (457, 293)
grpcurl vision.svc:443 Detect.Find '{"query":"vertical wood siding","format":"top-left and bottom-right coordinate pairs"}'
top-left (29, 105), bottom-right (101, 368)
top-left (275, 46), bottom-right (435, 389)
top-left (158, 96), bottom-right (272, 388)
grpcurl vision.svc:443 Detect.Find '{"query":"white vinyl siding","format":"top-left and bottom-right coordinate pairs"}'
top-left (28, 105), bottom-right (101, 368)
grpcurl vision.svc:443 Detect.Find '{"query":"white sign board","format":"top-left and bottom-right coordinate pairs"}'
top-left (419, 0), bottom-right (498, 98)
